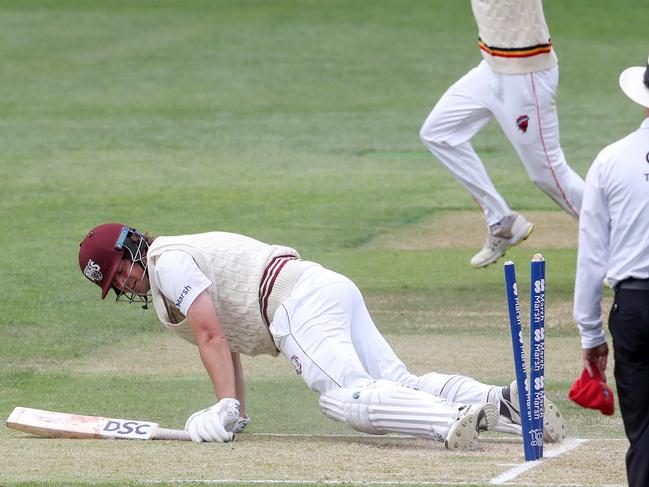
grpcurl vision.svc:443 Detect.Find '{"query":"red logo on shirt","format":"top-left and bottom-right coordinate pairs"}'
top-left (516, 115), bottom-right (529, 133)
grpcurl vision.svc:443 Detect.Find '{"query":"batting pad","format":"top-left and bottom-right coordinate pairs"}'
top-left (416, 373), bottom-right (503, 407)
top-left (319, 380), bottom-right (459, 441)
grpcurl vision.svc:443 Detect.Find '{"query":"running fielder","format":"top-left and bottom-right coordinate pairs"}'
top-left (420, 0), bottom-right (584, 268)
top-left (78, 223), bottom-right (565, 449)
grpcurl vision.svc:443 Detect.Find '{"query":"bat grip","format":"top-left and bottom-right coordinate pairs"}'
top-left (154, 427), bottom-right (193, 441)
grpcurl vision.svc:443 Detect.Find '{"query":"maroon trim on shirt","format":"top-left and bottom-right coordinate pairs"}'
top-left (259, 255), bottom-right (297, 326)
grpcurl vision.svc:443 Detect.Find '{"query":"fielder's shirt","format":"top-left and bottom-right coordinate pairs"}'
top-left (471, 0), bottom-right (557, 74)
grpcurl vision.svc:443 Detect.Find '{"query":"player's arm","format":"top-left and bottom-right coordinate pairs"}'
top-left (231, 352), bottom-right (246, 415)
top-left (152, 251), bottom-right (239, 442)
top-left (184, 291), bottom-right (240, 442)
top-left (574, 156), bottom-right (610, 377)
top-left (186, 290), bottom-right (237, 400)
top-left (231, 351), bottom-right (251, 433)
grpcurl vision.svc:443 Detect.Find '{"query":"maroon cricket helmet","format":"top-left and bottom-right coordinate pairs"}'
top-left (78, 223), bottom-right (135, 299)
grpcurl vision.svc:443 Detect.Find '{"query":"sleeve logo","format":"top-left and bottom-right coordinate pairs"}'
top-left (175, 285), bottom-right (192, 309)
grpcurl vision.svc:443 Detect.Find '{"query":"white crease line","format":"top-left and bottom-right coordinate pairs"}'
top-left (145, 480), bottom-right (625, 486)
top-left (247, 433), bottom-right (518, 442)
top-left (146, 481), bottom-right (496, 485)
top-left (244, 433), bottom-right (627, 443)
top-left (489, 438), bottom-right (588, 485)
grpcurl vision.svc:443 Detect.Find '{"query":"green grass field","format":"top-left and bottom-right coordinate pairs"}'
top-left (1, 0), bottom-right (647, 485)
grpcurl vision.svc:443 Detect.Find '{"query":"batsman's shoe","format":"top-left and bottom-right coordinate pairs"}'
top-left (470, 212), bottom-right (534, 268)
top-left (445, 403), bottom-right (498, 451)
top-left (496, 380), bottom-right (566, 443)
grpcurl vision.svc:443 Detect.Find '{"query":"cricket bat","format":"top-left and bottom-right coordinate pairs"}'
top-left (6, 406), bottom-right (191, 441)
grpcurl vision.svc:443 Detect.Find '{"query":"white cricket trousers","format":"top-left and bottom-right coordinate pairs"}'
top-left (269, 265), bottom-right (419, 393)
top-left (269, 265), bottom-right (501, 406)
top-left (420, 61), bottom-right (583, 226)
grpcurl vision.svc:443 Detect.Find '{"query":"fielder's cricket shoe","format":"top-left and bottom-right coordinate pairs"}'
top-left (470, 212), bottom-right (534, 268)
top-left (495, 380), bottom-right (566, 443)
top-left (445, 403), bottom-right (498, 451)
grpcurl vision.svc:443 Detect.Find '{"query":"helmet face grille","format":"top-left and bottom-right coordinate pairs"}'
top-left (121, 232), bottom-right (148, 268)
top-left (113, 235), bottom-right (152, 308)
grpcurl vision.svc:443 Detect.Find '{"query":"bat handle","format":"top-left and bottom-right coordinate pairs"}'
top-left (154, 427), bottom-right (193, 441)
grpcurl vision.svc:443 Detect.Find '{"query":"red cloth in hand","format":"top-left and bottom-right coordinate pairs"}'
top-left (568, 365), bottom-right (615, 416)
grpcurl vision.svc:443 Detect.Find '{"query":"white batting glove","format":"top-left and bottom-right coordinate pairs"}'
top-left (233, 415), bottom-right (251, 434)
top-left (185, 398), bottom-right (240, 443)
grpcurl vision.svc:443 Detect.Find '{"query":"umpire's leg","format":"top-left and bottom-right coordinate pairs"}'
top-left (609, 288), bottom-right (649, 487)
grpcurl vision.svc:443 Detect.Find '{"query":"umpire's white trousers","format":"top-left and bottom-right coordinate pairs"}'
top-left (420, 61), bottom-right (583, 226)
top-left (269, 265), bottom-right (418, 393)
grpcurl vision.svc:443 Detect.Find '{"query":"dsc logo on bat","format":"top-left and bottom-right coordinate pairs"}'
top-left (102, 420), bottom-right (155, 438)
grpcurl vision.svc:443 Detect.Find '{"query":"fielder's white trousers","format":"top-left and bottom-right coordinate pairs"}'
top-left (269, 265), bottom-right (500, 405)
top-left (420, 61), bottom-right (583, 226)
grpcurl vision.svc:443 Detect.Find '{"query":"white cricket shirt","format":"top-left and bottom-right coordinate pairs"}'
top-left (150, 250), bottom-right (212, 317)
top-left (573, 118), bottom-right (649, 348)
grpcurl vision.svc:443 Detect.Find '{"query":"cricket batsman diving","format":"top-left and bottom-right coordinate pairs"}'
top-left (420, 0), bottom-right (584, 268)
top-left (78, 223), bottom-right (565, 449)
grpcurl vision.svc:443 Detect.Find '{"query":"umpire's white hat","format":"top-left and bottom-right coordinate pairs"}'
top-left (619, 56), bottom-right (649, 108)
